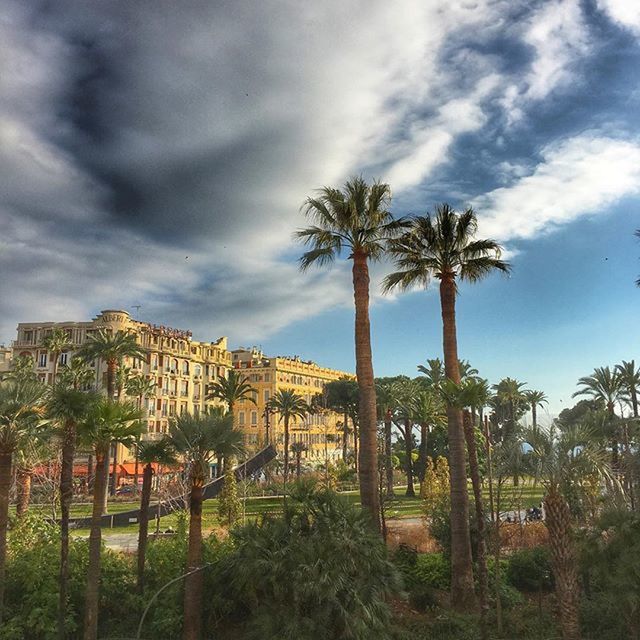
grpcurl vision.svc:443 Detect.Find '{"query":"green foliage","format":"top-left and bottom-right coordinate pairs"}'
top-left (413, 553), bottom-right (450, 590)
top-left (507, 547), bottom-right (554, 593)
top-left (210, 485), bottom-right (401, 639)
top-left (218, 472), bottom-right (241, 527)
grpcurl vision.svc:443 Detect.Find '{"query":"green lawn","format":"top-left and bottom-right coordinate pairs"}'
top-left (55, 480), bottom-right (543, 537)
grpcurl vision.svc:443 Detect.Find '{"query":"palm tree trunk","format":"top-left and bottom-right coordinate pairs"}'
top-left (417, 422), bottom-right (428, 483)
top-left (133, 438), bottom-right (140, 496)
top-left (0, 449), bottom-right (13, 624)
top-left (106, 359), bottom-right (117, 399)
top-left (463, 410), bottom-right (489, 638)
top-left (101, 452), bottom-right (110, 515)
top-left (385, 409), bottom-right (394, 494)
top-left (296, 453), bottom-right (301, 479)
top-left (439, 273), bottom-right (475, 611)
top-left (545, 490), bottom-right (581, 640)
top-left (353, 420), bottom-right (359, 472)
top-left (16, 467), bottom-right (32, 518)
top-left (137, 463), bottom-right (153, 593)
top-left (83, 449), bottom-right (108, 640)
top-left (532, 403), bottom-right (537, 430)
top-left (283, 416), bottom-right (290, 482)
top-left (59, 421), bottom-right (76, 640)
top-left (110, 443), bottom-right (118, 496)
top-left (352, 251), bottom-right (381, 528)
top-left (183, 473), bottom-right (204, 640)
top-left (87, 454), bottom-right (93, 491)
top-left (404, 419), bottom-right (415, 497)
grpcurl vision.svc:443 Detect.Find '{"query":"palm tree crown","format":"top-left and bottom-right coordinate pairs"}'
top-left (76, 329), bottom-right (147, 398)
top-left (615, 360), bottom-right (640, 417)
top-left (206, 370), bottom-right (256, 413)
top-left (296, 176), bottom-right (407, 268)
top-left (573, 366), bottom-right (622, 414)
top-left (383, 204), bottom-right (511, 292)
top-left (79, 399), bottom-right (143, 455)
top-left (0, 380), bottom-right (47, 453)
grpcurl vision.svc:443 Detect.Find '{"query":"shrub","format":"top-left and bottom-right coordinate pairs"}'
top-left (413, 553), bottom-right (450, 590)
top-left (507, 547), bottom-right (554, 593)
top-left (209, 485), bottom-right (401, 639)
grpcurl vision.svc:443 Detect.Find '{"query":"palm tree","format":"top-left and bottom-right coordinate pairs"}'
top-left (291, 441), bottom-right (308, 479)
top-left (47, 386), bottom-right (98, 640)
top-left (78, 399), bottom-right (142, 640)
top-left (524, 390), bottom-right (548, 430)
top-left (76, 329), bottom-right (147, 399)
top-left (167, 410), bottom-right (243, 640)
top-left (376, 382), bottom-right (396, 494)
top-left (493, 377), bottom-right (528, 439)
top-left (136, 438), bottom-right (176, 593)
top-left (297, 176), bottom-right (407, 527)
top-left (417, 357), bottom-right (444, 388)
top-left (14, 435), bottom-right (51, 518)
top-left (3, 354), bottom-right (37, 384)
top-left (573, 367), bottom-right (622, 468)
top-left (206, 369), bottom-right (256, 417)
top-left (42, 328), bottom-right (72, 388)
top-left (412, 389), bottom-right (446, 483)
top-left (326, 378), bottom-right (358, 462)
top-left (391, 379), bottom-right (419, 496)
top-left (525, 425), bottom-right (615, 640)
top-left (267, 389), bottom-right (309, 482)
top-left (384, 203), bottom-right (510, 610)
top-left (616, 360), bottom-right (640, 418)
top-left (0, 379), bottom-right (47, 623)
top-left (58, 356), bottom-right (95, 391)
top-left (126, 374), bottom-right (157, 492)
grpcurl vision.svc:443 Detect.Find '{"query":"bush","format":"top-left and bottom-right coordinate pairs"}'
top-left (507, 547), bottom-right (554, 593)
top-left (209, 484), bottom-right (401, 639)
top-left (413, 553), bottom-right (450, 590)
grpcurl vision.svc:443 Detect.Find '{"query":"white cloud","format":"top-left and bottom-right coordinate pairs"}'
top-left (474, 134), bottom-right (640, 242)
top-left (597, 0), bottom-right (640, 33)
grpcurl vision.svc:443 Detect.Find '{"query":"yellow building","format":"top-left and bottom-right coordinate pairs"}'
top-left (231, 347), bottom-right (354, 463)
top-left (12, 310), bottom-right (231, 444)
top-left (0, 345), bottom-right (11, 376)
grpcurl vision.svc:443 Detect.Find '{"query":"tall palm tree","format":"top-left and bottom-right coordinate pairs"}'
top-left (78, 399), bottom-right (142, 640)
top-left (47, 386), bottom-right (98, 640)
top-left (525, 425), bottom-right (615, 640)
top-left (384, 203), bottom-right (510, 610)
top-left (42, 328), bottom-right (72, 388)
top-left (126, 374), bottom-right (157, 492)
top-left (0, 379), bottom-right (47, 623)
top-left (76, 329), bottom-right (147, 399)
top-left (167, 410), bottom-right (243, 640)
top-left (524, 389), bottom-right (547, 430)
top-left (616, 360), bottom-right (640, 418)
top-left (573, 367), bottom-right (622, 468)
top-left (267, 389), bottom-right (309, 482)
top-left (493, 377), bottom-right (528, 439)
top-left (136, 438), bottom-right (176, 593)
top-left (297, 176), bottom-right (407, 527)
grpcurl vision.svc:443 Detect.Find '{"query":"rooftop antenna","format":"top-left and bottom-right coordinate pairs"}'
top-left (132, 304), bottom-right (142, 316)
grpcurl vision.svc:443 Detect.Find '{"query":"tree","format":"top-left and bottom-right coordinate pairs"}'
top-left (390, 379), bottom-right (419, 496)
top-left (47, 385), bottom-right (98, 640)
top-left (125, 374), bottom-right (157, 493)
top-left (417, 358), bottom-right (445, 388)
top-left (325, 378), bottom-right (358, 463)
top-left (375, 382), bottom-right (396, 494)
top-left (616, 360), bottom-right (640, 418)
top-left (76, 329), bottom-right (147, 400)
top-left (167, 410), bottom-right (244, 640)
top-left (3, 354), bottom-right (37, 384)
top-left (493, 377), bottom-right (528, 440)
top-left (42, 328), bottom-right (72, 388)
top-left (573, 367), bottom-right (622, 468)
top-left (136, 438), bottom-right (176, 593)
top-left (205, 369), bottom-right (256, 417)
top-left (411, 388), bottom-right (446, 483)
top-left (297, 176), bottom-right (407, 527)
top-left (267, 389), bottom-right (309, 483)
top-left (58, 356), bottom-right (95, 391)
top-left (524, 389), bottom-right (548, 430)
top-left (384, 203), bottom-right (510, 610)
top-left (524, 425), bottom-right (615, 640)
top-left (218, 471), bottom-right (242, 527)
top-left (291, 441), bottom-right (308, 479)
top-left (0, 379), bottom-right (46, 623)
top-left (78, 399), bottom-right (142, 640)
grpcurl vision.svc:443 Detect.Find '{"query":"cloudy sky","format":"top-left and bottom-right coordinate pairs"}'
top-left (2, 0), bottom-right (639, 418)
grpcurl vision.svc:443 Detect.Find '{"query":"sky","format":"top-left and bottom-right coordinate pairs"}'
top-left (1, 0), bottom-right (639, 420)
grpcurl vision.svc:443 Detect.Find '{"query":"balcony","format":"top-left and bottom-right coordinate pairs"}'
top-left (141, 432), bottom-right (165, 442)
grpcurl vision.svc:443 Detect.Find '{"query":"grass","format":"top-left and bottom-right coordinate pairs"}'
top-left (54, 479), bottom-right (543, 537)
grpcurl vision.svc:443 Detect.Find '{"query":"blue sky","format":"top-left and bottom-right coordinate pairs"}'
top-left (1, 0), bottom-right (639, 419)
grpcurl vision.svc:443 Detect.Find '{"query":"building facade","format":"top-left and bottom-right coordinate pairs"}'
top-left (12, 310), bottom-right (231, 443)
top-left (231, 347), bottom-right (354, 463)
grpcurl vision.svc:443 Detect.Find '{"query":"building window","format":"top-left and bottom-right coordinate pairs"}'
top-left (264, 390), bottom-right (270, 403)
top-left (38, 352), bottom-right (47, 368)
top-left (194, 364), bottom-right (202, 377)
top-left (251, 411), bottom-right (257, 426)
top-left (238, 412), bottom-right (245, 426)
top-left (264, 373), bottom-right (270, 382)
top-left (182, 361), bottom-right (189, 375)
top-left (59, 353), bottom-right (68, 366)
